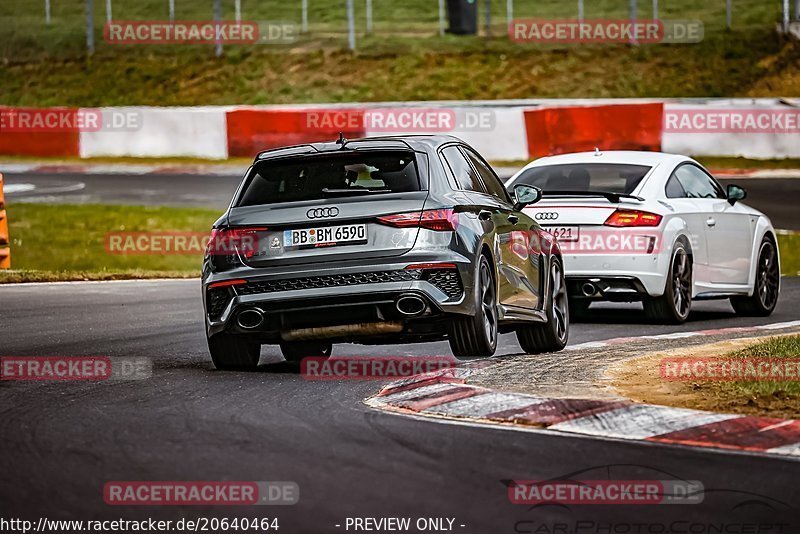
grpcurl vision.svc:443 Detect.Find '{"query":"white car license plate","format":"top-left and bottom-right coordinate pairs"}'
top-left (543, 226), bottom-right (580, 242)
top-left (284, 224), bottom-right (368, 249)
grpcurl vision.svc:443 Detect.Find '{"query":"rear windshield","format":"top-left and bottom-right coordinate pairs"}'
top-left (237, 151), bottom-right (421, 207)
top-left (510, 163), bottom-right (652, 195)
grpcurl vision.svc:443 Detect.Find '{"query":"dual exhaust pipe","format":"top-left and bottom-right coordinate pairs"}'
top-left (235, 294), bottom-right (428, 330)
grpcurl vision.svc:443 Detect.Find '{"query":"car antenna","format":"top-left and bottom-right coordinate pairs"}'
top-left (594, 147), bottom-right (602, 156)
top-left (336, 132), bottom-right (347, 146)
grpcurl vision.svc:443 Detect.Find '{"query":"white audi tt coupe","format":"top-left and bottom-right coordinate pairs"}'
top-left (505, 151), bottom-right (780, 324)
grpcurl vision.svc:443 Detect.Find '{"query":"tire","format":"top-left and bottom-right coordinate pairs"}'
top-left (517, 256), bottom-right (569, 354)
top-left (280, 341), bottom-right (333, 362)
top-left (731, 237), bottom-right (780, 317)
top-left (448, 255), bottom-right (498, 358)
top-left (568, 297), bottom-right (591, 323)
top-left (208, 333), bottom-right (261, 371)
top-left (643, 242), bottom-right (692, 324)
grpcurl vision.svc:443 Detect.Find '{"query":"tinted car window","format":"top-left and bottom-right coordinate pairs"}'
top-left (665, 174), bottom-right (687, 198)
top-left (441, 146), bottom-right (484, 193)
top-left (237, 151), bottom-right (420, 206)
top-left (673, 164), bottom-right (725, 199)
top-left (510, 163), bottom-right (651, 194)
top-left (464, 148), bottom-right (510, 202)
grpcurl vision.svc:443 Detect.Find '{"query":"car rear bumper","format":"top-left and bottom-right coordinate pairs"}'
top-left (203, 256), bottom-right (476, 340)
top-left (562, 252), bottom-right (669, 299)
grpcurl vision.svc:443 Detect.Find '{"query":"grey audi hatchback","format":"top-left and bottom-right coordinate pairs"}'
top-left (202, 135), bottom-right (568, 370)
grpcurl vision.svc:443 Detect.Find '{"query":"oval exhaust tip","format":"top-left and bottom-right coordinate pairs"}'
top-left (237, 309), bottom-right (264, 329)
top-left (396, 295), bottom-right (427, 317)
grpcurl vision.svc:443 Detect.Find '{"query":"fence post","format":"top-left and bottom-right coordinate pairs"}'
top-left (213, 0), bottom-right (222, 57)
top-left (652, 0), bottom-right (658, 20)
top-left (347, 0), bottom-right (356, 50)
top-left (726, 0), bottom-right (732, 28)
top-left (105, 0), bottom-right (112, 22)
top-left (302, 0), bottom-right (308, 32)
top-left (86, 0), bottom-right (95, 55)
top-left (629, 0), bottom-right (637, 44)
top-left (169, 0), bottom-right (175, 21)
top-left (795, 0), bottom-right (799, 20)
top-left (235, 0), bottom-right (241, 22)
top-left (366, 0), bottom-right (373, 33)
top-left (45, 0), bottom-right (51, 24)
top-left (507, 0), bottom-right (513, 31)
top-left (485, 0), bottom-right (491, 37)
top-left (438, 0), bottom-right (445, 36)
top-left (784, 0), bottom-right (790, 32)
top-left (578, 0), bottom-right (584, 22)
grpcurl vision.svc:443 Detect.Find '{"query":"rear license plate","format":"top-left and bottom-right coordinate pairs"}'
top-left (543, 226), bottom-right (580, 242)
top-left (284, 224), bottom-right (368, 249)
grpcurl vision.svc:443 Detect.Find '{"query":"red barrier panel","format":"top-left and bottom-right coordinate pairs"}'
top-left (226, 109), bottom-right (366, 157)
top-left (523, 103), bottom-right (663, 158)
top-left (0, 107), bottom-right (81, 157)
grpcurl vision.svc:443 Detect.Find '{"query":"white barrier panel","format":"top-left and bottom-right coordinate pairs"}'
top-left (79, 107), bottom-right (229, 160)
top-left (662, 103), bottom-right (800, 159)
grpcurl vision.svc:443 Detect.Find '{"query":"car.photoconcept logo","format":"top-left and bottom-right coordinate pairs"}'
top-left (306, 207), bottom-right (340, 219)
top-left (534, 212), bottom-right (559, 221)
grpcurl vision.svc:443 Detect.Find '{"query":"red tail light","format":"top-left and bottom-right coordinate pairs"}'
top-left (206, 226), bottom-right (267, 257)
top-left (604, 210), bottom-right (662, 227)
top-left (377, 209), bottom-right (458, 231)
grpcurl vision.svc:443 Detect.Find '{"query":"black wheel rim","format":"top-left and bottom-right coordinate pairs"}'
top-left (672, 250), bottom-right (691, 319)
top-left (480, 262), bottom-right (498, 346)
top-left (757, 241), bottom-right (780, 310)
top-left (551, 261), bottom-right (569, 342)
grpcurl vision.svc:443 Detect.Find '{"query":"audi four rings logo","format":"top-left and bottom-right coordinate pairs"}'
top-left (307, 207), bottom-right (340, 219)
top-left (534, 212), bottom-right (559, 221)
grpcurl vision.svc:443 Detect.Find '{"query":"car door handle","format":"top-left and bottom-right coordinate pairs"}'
top-left (478, 210), bottom-right (493, 221)
top-left (507, 214), bottom-right (519, 224)
top-left (706, 217), bottom-right (716, 227)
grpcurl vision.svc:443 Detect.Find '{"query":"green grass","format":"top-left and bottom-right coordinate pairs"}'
top-left (778, 232), bottom-right (800, 277)
top-left (0, 0), bottom-right (797, 105)
top-left (696, 335), bottom-right (800, 419)
top-left (0, 203), bottom-right (221, 282)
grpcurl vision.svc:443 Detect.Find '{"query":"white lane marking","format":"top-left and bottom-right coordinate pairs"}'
top-left (379, 383), bottom-right (460, 402)
top-left (755, 320), bottom-right (800, 330)
top-left (564, 321), bottom-right (800, 350)
top-left (765, 442), bottom-right (800, 456)
top-left (550, 404), bottom-right (739, 440)
top-left (3, 183), bottom-right (36, 194)
top-left (424, 392), bottom-right (547, 417)
top-left (0, 278), bottom-right (199, 288)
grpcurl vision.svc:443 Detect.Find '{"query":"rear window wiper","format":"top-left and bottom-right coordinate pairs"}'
top-left (541, 190), bottom-right (645, 203)
top-left (321, 188), bottom-right (391, 196)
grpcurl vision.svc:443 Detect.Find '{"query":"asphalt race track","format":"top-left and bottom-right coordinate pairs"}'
top-left (1, 278), bottom-right (800, 530)
top-left (4, 171), bottom-right (800, 230)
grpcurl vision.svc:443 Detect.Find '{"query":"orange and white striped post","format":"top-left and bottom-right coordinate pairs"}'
top-left (0, 173), bottom-right (10, 269)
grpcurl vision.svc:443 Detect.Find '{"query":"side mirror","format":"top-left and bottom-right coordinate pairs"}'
top-left (512, 184), bottom-right (542, 211)
top-left (727, 184), bottom-right (746, 205)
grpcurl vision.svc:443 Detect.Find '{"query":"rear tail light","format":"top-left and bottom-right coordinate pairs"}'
top-left (206, 226), bottom-right (267, 258)
top-left (604, 209), bottom-right (662, 227)
top-left (377, 209), bottom-right (458, 231)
